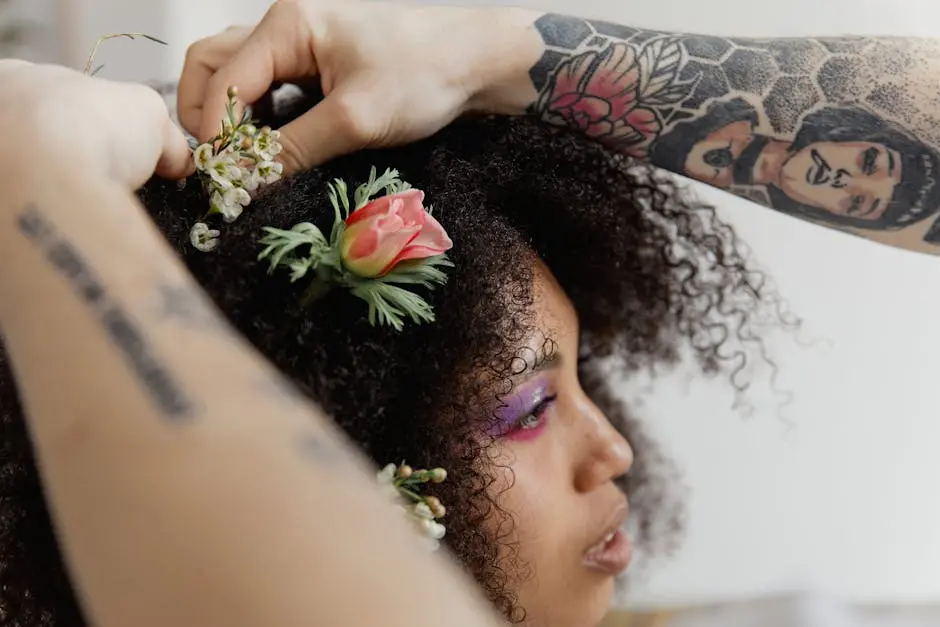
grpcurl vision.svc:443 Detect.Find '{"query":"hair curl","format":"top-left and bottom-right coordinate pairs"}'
top-left (0, 99), bottom-right (786, 625)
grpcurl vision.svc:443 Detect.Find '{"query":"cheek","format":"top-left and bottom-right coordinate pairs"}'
top-left (486, 453), bottom-right (560, 545)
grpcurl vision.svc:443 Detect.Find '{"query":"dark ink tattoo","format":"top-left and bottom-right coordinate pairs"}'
top-left (529, 15), bottom-right (940, 247)
top-left (925, 217), bottom-right (940, 244)
top-left (17, 205), bottom-right (194, 419)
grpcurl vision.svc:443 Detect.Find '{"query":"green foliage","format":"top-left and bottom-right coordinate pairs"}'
top-left (259, 168), bottom-right (450, 331)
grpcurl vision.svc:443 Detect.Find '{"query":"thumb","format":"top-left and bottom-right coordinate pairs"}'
top-left (277, 88), bottom-right (383, 174)
top-left (155, 118), bottom-right (196, 181)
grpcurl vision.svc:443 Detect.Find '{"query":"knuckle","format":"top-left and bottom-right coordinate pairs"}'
top-left (183, 39), bottom-right (208, 64)
top-left (277, 132), bottom-right (308, 172)
top-left (331, 95), bottom-right (378, 144)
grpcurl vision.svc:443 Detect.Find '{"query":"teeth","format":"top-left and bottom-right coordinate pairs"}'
top-left (586, 531), bottom-right (617, 556)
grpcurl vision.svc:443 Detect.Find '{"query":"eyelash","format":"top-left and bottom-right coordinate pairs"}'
top-left (507, 395), bottom-right (557, 435)
top-left (862, 148), bottom-right (879, 175)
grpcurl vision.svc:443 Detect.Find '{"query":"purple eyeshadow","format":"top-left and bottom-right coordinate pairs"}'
top-left (488, 377), bottom-right (551, 436)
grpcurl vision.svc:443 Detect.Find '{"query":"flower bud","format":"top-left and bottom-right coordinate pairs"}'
top-left (396, 464), bottom-right (413, 479)
top-left (413, 502), bottom-right (434, 520)
top-left (429, 468), bottom-right (447, 483)
top-left (340, 190), bottom-right (452, 278)
top-left (227, 85), bottom-right (239, 100)
top-left (424, 496), bottom-right (446, 518)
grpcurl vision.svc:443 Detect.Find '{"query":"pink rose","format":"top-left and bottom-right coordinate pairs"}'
top-left (537, 43), bottom-right (663, 158)
top-left (340, 189), bottom-right (453, 278)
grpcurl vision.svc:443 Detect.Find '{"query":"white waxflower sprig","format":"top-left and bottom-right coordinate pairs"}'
top-left (377, 462), bottom-right (448, 550)
top-left (189, 86), bottom-right (285, 251)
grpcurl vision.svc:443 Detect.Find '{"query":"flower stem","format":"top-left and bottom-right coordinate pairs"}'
top-left (301, 279), bottom-right (333, 307)
top-left (83, 33), bottom-right (167, 75)
top-left (397, 487), bottom-right (424, 503)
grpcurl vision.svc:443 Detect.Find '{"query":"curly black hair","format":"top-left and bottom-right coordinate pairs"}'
top-left (0, 97), bottom-right (787, 625)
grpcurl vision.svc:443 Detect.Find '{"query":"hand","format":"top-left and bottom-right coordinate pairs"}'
top-left (0, 61), bottom-right (193, 189)
top-left (178, 1), bottom-right (538, 173)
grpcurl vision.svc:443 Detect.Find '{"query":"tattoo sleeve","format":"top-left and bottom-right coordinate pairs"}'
top-left (528, 15), bottom-right (940, 250)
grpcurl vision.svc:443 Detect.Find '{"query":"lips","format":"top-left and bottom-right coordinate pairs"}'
top-left (582, 499), bottom-right (632, 576)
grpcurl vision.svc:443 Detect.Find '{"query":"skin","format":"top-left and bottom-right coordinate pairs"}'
top-left (0, 61), bottom-right (502, 627)
top-left (779, 141), bottom-right (902, 219)
top-left (178, 1), bottom-right (940, 254)
top-left (492, 262), bottom-right (633, 627)
top-left (6, 2), bottom-right (940, 626)
top-left (685, 128), bottom-right (902, 219)
top-left (684, 119), bottom-right (754, 186)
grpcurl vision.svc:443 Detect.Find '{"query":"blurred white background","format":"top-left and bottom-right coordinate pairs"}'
top-left (5, 0), bottom-right (940, 611)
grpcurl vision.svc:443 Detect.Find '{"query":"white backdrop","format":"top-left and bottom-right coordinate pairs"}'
top-left (17, 0), bottom-right (940, 609)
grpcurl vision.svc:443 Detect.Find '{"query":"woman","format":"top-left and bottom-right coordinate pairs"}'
top-left (4, 1), bottom-right (940, 625)
top-left (179, 2), bottom-right (940, 253)
top-left (0, 73), bottom-right (778, 625)
top-left (650, 98), bottom-right (940, 230)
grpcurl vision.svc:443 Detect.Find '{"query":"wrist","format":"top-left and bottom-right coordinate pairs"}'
top-left (462, 7), bottom-right (546, 115)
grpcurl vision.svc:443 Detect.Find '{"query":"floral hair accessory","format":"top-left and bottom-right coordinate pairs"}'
top-left (377, 462), bottom-right (448, 551)
top-left (258, 167), bottom-right (454, 331)
top-left (188, 86), bottom-right (285, 250)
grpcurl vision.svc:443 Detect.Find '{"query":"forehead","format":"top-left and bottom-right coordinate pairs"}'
top-left (531, 259), bottom-right (578, 345)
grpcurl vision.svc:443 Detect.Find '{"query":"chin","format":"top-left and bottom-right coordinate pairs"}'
top-left (586, 578), bottom-right (617, 627)
top-left (568, 578), bottom-right (617, 627)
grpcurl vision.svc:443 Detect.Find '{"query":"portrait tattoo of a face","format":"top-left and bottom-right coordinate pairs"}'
top-left (650, 97), bottom-right (940, 232)
top-left (528, 16), bottom-right (940, 242)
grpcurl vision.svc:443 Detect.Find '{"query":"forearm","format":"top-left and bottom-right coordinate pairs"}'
top-left (476, 10), bottom-right (940, 255)
top-left (0, 167), bottom-right (498, 627)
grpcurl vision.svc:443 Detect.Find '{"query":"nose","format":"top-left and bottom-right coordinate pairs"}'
top-left (572, 399), bottom-right (634, 493)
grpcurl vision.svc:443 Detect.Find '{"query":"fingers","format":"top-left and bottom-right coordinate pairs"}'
top-left (0, 59), bottom-right (32, 77)
top-left (155, 117), bottom-right (196, 181)
top-left (196, 2), bottom-right (318, 142)
top-left (114, 83), bottom-right (194, 187)
top-left (277, 86), bottom-right (381, 174)
top-left (177, 26), bottom-right (251, 136)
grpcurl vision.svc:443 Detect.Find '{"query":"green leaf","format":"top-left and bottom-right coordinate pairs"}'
top-left (288, 257), bottom-right (315, 282)
top-left (257, 223), bottom-right (328, 273)
top-left (380, 255), bottom-right (452, 289)
top-left (353, 166), bottom-right (403, 210)
top-left (385, 179), bottom-right (413, 195)
top-left (350, 282), bottom-right (436, 331)
top-left (335, 179), bottom-right (350, 218)
top-left (140, 34), bottom-right (168, 45)
top-left (327, 179), bottom-right (350, 245)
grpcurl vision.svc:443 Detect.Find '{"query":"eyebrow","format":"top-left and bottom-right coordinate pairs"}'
top-left (869, 197), bottom-right (881, 216)
top-left (888, 150), bottom-right (896, 176)
top-left (532, 351), bottom-right (562, 373)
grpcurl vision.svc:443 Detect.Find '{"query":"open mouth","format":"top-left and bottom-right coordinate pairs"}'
top-left (583, 529), bottom-right (633, 575)
top-left (582, 501), bottom-right (632, 576)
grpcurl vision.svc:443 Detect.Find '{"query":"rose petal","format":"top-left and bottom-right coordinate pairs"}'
top-left (346, 189), bottom-right (425, 227)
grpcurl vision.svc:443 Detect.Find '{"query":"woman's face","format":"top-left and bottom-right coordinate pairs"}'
top-left (486, 262), bottom-right (634, 627)
top-left (780, 141), bottom-right (901, 220)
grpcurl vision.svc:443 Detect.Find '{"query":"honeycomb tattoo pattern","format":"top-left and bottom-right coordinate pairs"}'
top-left (530, 17), bottom-right (932, 139)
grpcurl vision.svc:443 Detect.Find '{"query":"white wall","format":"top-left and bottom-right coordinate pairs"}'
top-left (16, 0), bottom-right (940, 610)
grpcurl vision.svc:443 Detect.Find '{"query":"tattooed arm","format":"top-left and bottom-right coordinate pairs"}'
top-left (0, 63), bottom-right (498, 627)
top-left (478, 13), bottom-right (940, 255)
